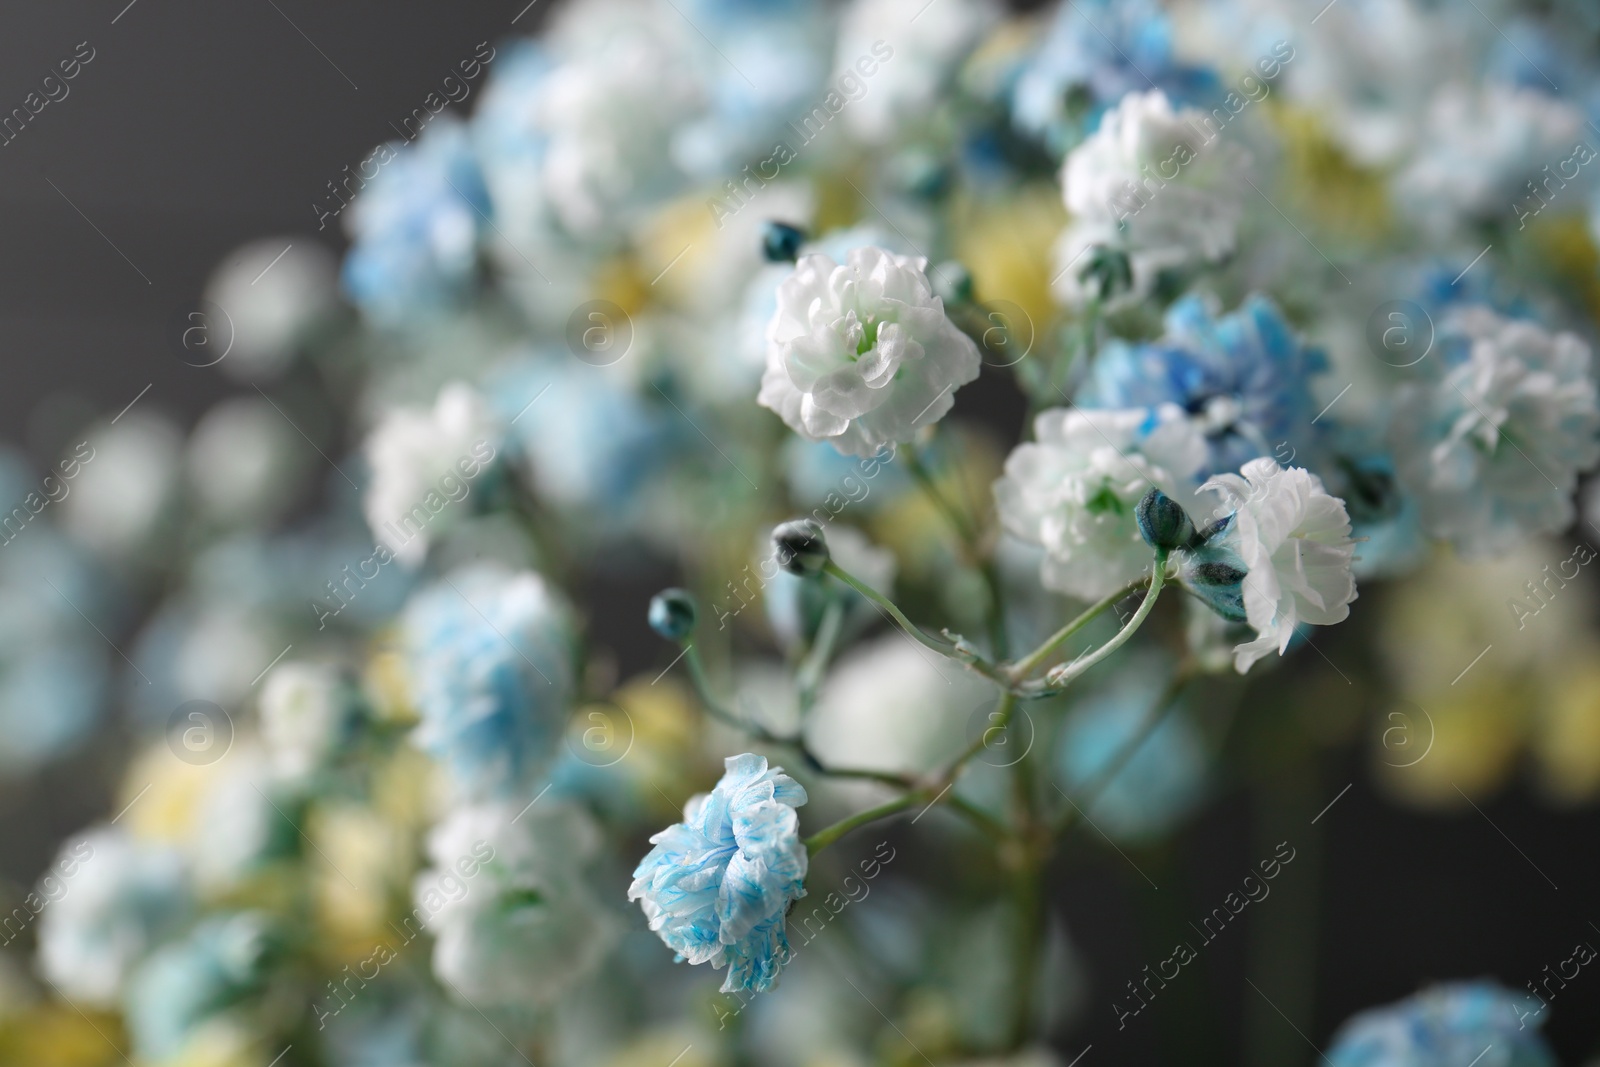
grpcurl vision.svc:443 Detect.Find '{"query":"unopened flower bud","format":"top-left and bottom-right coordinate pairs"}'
top-left (761, 220), bottom-right (807, 263)
top-left (648, 589), bottom-right (697, 641)
top-left (772, 519), bottom-right (828, 576)
top-left (1135, 488), bottom-right (1196, 552)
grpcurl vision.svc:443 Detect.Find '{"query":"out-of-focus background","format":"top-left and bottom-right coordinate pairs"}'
top-left (1, 2), bottom-right (1599, 1065)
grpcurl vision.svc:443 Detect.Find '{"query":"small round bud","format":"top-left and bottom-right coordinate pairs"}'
top-left (1135, 488), bottom-right (1196, 552)
top-left (772, 519), bottom-right (829, 576)
top-left (1080, 246), bottom-right (1133, 302)
top-left (761, 220), bottom-right (807, 263)
top-left (648, 589), bottom-right (697, 641)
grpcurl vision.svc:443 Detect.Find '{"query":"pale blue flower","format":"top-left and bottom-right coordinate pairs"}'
top-left (403, 564), bottom-right (575, 797)
top-left (1079, 293), bottom-right (1327, 479)
top-left (1056, 657), bottom-right (1205, 841)
top-left (1011, 0), bottom-right (1219, 157)
top-left (629, 753), bottom-right (808, 993)
top-left (342, 118), bottom-right (489, 326)
top-left (1325, 981), bottom-right (1555, 1067)
top-left (484, 355), bottom-right (680, 529)
top-left (123, 912), bottom-right (275, 1061)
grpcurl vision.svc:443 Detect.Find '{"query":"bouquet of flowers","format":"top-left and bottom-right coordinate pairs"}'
top-left (6, 0), bottom-right (1600, 1064)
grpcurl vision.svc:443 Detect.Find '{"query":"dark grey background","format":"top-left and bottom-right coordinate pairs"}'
top-left (0, 2), bottom-right (1597, 1065)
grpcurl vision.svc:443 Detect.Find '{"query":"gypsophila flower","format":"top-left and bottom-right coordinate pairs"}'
top-left (36, 827), bottom-right (192, 1007)
top-left (1390, 306), bottom-right (1600, 558)
top-left (403, 564), bottom-right (575, 798)
top-left (419, 799), bottom-right (616, 1007)
top-left (122, 913), bottom-right (274, 1062)
top-left (995, 404), bottom-right (1208, 601)
top-left (834, 0), bottom-right (995, 142)
top-left (1197, 458), bottom-right (1358, 673)
top-left (759, 246), bottom-right (981, 457)
top-left (1052, 89), bottom-right (1247, 308)
top-left (363, 382), bottom-right (500, 569)
top-left (258, 661), bottom-right (360, 780)
top-left (1079, 293), bottom-right (1327, 478)
top-left (1325, 981), bottom-right (1555, 1067)
top-left (629, 753), bottom-right (808, 994)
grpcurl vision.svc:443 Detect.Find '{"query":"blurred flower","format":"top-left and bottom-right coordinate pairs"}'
top-left (402, 564), bottom-right (575, 798)
top-left (1324, 981), bottom-right (1554, 1067)
top-left (1391, 306), bottom-right (1600, 558)
top-left (60, 412), bottom-right (181, 562)
top-left (0, 530), bottom-right (110, 773)
top-left (1396, 82), bottom-right (1585, 233)
top-left (759, 246), bottom-right (981, 457)
top-left (363, 382), bottom-right (500, 569)
top-left (419, 799), bottom-right (617, 1007)
top-left (629, 753), bottom-right (808, 994)
top-left (1079, 293), bottom-right (1327, 478)
top-left (258, 661), bottom-right (361, 781)
top-left (36, 827), bottom-right (191, 1007)
top-left (203, 238), bottom-right (339, 381)
top-left (122, 912), bottom-right (274, 1062)
top-left (835, 0), bottom-right (996, 141)
top-left (1056, 656), bottom-right (1206, 841)
top-left (342, 118), bottom-right (488, 326)
top-left (995, 404), bottom-right (1206, 600)
top-left (185, 397), bottom-right (305, 529)
top-left (1052, 90), bottom-right (1246, 308)
top-left (1010, 0), bottom-right (1219, 157)
top-left (1198, 459), bottom-right (1357, 672)
top-left (806, 633), bottom-right (992, 775)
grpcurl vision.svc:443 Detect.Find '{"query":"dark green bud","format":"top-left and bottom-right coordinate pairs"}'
top-left (772, 519), bottom-right (829, 576)
top-left (648, 588), bottom-right (697, 641)
top-left (761, 220), bottom-right (807, 263)
top-left (1135, 488), bottom-right (1196, 552)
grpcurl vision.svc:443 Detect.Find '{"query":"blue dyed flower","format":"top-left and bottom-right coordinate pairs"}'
top-left (342, 118), bottom-right (489, 326)
top-left (1011, 0), bottom-right (1219, 156)
top-left (123, 913), bottom-right (275, 1062)
top-left (1079, 293), bottom-right (1327, 478)
top-left (1325, 981), bottom-right (1555, 1067)
top-left (403, 564), bottom-right (575, 797)
top-left (629, 753), bottom-right (808, 993)
top-left (484, 355), bottom-right (679, 530)
top-left (1056, 657), bottom-right (1205, 842)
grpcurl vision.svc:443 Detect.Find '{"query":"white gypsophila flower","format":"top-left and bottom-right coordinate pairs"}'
top-left (258, 662), bottom-right (357, 780)
top-left (417, 800), bottom-right (617, 1007)
top-left (202, 238), bottom-right (338, 381)
top-left (1052, 90), bottom-right (1247, 308)
top-left (805, 634), bottom-right (994, 775)
top-left (185, 397), bottom-right (304, 528)
top-left (994, 404), bottom-right (1208, 601)
top-left (363, 382), bottom-right (499, 569)
top-left (1198, 458), bottom-right (1358, 673)
top-left (61, 413), bottom-right (181, 561)
top-left (758, 246), bottom-right (981, 457)
top-left (1396, 82), bottom-right (1586, 233)
top-left (834, 0), bottom-right (996, 141)
top-left (36, 827), bottom-right (191, 1007)
top-left (1391, 306), bottom-right (1600, 558)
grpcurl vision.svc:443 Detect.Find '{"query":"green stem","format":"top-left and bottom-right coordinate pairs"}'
top-left (1008, 573), bottom-right (1153, 682)
top-left (1042, 555), bottom-right (1166, 690)
top-left (795, 597), bottom-right (845, 713)
top-left (906, 444), bottom-right (1009, 660)
top-left (805, 791), bottom-right (925, 855)
top-left (680, 641), bottom-right (914, 789)
top-left (1005, 851), bottom-right (1046, 1049)
top-left (904, 446), bottom-right (976, 544)
top-left (823, 560), bottom-right (956, 657)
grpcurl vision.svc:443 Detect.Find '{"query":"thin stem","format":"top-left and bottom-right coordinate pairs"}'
top-left (795, 596), bottom-right (845, 713)
top-left (679, 641), bottom-right (915, 789)
top-left (823, 560), bottom-right (956, 657)
top-left (1043, 554), bottom-right (1167, 690)
top-left (1008, 573), bottom-right (1153, 682)
top-left (805, 791), bottom-right (926, 855)
top-left (1054, 663), bottom-right (1192, 835)
top-left (906, 443), bottom-right (1009, 659)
